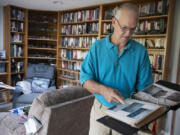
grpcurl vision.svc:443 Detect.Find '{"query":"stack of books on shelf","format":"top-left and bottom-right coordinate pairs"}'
top-left (134, 38), bottom-right (166, 49)
top-left (11, 7), bottom-right (24, 20)
top-left (11, 33), bottom-right (24, 43)
top-left (60, 49), bottom-right (88, 60)
top-left (62, 61), bottom-right (81, 71)
top-left (139, 0), bottom-right (169, 16)
top-left (11, 59), bottom-right (24, 73)
top-left (135, 19), bottom-right (166, 35)
top-left (61, 37), bottom-right (97, 48)
top-left (61, 8), bottom-right (99, 22)
top-left (11, 21), bottom-right (24, 32)
top-left (10, 45), bottom-right (23, 57)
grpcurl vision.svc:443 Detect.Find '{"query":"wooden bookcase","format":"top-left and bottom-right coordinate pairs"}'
top-left (3, 5), bottom-right (28, 86)
top-left (3, 0), bottom-right (175, 88)
top-left (57, 0), bottom-right (175, 87)
top-left (28, 10), bottom-right (58, 65)
top-left (57, 6), bottom-right (99, 87)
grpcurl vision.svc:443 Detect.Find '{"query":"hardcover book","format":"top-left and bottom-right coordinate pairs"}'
top-left (105, 83), bottom-right (180, 128)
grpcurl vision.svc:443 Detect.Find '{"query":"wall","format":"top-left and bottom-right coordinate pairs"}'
top-left (0, 6), bottom-right (3, 50)
top-left (168, 0), bottom-right (180, 134)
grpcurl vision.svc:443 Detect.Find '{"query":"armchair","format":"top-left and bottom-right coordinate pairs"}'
top-left (13, 63), bottom-right (56, 108)
top-left (0, 87), bottom-right (94, 135)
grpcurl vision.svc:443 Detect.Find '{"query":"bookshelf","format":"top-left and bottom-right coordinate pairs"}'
top-left (28, 10), bottom-right (58, 65)
top-left (57, 6), bottom-right (99, 87)
top-left (3, 0), bottom-right (175, 88)
top-left (3, 5), bottom-right (28, 86)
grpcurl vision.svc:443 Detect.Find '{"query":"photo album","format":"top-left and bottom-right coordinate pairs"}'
top-left (105, 83), bottom-right (180, 128)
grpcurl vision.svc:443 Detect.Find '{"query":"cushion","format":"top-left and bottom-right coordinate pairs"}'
top-left (26, 64), bottom-right (55, 80)
top-left (16, 81), bottom-right (32, 94)
top-left (16, 93), bottom-right (40, 104)
top-left (31, 77), bottom-right (50, 93)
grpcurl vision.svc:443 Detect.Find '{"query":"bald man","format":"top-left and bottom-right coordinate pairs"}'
top-left (80, 3), bottom-right (153, 135)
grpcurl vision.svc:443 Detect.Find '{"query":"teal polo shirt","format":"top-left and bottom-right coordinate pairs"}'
top-left (80, 34), bottom-right (153, 107)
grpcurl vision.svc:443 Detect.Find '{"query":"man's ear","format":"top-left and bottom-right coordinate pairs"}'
top-left (112, 17), bottom-right (116, 27)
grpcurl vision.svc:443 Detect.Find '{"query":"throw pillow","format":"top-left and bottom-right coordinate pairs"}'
top-left (31, 77), bottom-right (50, 93)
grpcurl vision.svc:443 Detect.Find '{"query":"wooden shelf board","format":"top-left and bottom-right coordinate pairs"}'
top-left (57, 68), bottom-right (80, 74)
top-left (61, 19), bottom-right (99, 25)
top-left (59, 58), bottom-right (83, 62)
top-left (0, 61), bottom-right (9, 63)
top-left (0, 73), bottom-right (8, 76)
top-left (58, 46), bottom-right (89, 50)
top-left (132, 34), bottom-right (166, 38)
top-left (10, 57), bottom-right (25, 59)
top-left (28, 38), bottom-right (57, 42)
top-left (10, 31), bottom-right (25, 34)
top-left (10, 18), bottom-right (24, 22)
top-left (59, 77), bottom-right (80, 84)
top-left (28, 57), bottom-right (56, 60)
top-left (60, 34), bottom-right (98, 37)
top-left (11, 72), bottom-right (24, 75)
top-left (28, 47), bottom-right (56, 51)
top-left (9, 42), bottom-right (24, 45)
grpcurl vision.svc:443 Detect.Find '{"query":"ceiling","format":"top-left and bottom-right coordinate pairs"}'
top-left (0, 0), bottom-right (122, 11)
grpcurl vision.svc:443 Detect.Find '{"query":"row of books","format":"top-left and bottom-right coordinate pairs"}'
top-left (11, 21), bottom-right (24, 32)
top-left (149, 54), bottom-right (164, 70)
top-left (61, 61), bottom-right (82, 71)
top-left (29, 18), bottom-right (57, 25)
top-left (28, 42), bottom-right (56, 49)
top-left (61, 8), bottom-right (99, 23)
top-left (61, 37), bottom-right (97, 48)
top-left (11, 8), bottom-right (24, 20)
top-left (61, 49), bottom-right (88, 60)
top-left (28, 59), bottom-right (56, 65)
top-left (10, 45), bottom-right (23, 57)
top-left (135, 19), bottom-right (166, 35)
top-left (103, 0), bottom-right (168, 20)
top-left (28, 36), bottom-right (57, 40)
top-left (11, 59), bottom-right (24, 73)
top-left (153, 73), bottom-right (162, 82)
top-left (139, 0), bottom-right (168, 17)
top-left (61, 23), bottom-right (99, 35)
top-left (28, 27), bottom-right (57, 33)
top-left (28, 53), bottom-right (56, 58)
top-left (11, 33), bottom-right (24, 43)
top-left (61, 72), bottom-right (79, 81)
top-left (134, 38), bottom-right (166, 49)
top-left (103, 23), bottom-right (114, 35)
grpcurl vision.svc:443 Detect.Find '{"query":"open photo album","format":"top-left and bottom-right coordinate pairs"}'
top-left (105, 83), bottom-right (180, 128)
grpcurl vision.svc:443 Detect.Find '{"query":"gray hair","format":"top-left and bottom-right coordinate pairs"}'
top-left (113, 3), bottom-right (139, 18)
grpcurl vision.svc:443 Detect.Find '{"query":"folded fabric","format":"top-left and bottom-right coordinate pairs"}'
top-left (16, 81), bottom-right (32, 94)
top-left (31, 77), bottom-right (50, 93)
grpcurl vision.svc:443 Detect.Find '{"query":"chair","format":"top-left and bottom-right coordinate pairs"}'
top-left (0, 87), bottom-right (94, 135)
top-left (13, 63), bottom-right (56, 108)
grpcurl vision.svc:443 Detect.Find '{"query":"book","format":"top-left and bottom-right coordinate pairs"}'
top-left (105, 83), bottom-right (180, 128)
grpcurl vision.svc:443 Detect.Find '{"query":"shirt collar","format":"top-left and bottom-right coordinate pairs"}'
top-left (106, 34), bottom-right (132, 50)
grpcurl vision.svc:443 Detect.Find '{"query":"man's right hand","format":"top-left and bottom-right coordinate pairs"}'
top-left (83, 80), bottom-right (125, 104)
top-left (101, 87), bottom-right (125, 104)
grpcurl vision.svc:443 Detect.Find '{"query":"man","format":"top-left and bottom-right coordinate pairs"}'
top-left (80, 3), bottom-right (153, 135)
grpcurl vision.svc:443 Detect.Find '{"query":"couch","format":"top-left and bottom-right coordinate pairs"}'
top-left (13, 63), bottom-right (56, 108)
top-left (0, 86), bottom-right (94, 135)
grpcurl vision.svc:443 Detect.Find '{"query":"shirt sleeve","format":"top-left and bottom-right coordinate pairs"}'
top-left (80, 44), bottom-right (96, 86)
top-left (136, 49), bottom-right (153, 90)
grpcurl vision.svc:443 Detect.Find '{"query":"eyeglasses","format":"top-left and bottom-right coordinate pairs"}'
top-left (114, 17), bottom-right (136, 34)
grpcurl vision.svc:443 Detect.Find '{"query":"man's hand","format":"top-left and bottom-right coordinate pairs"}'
top-left (101, 87), bottom-right (125, 104)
